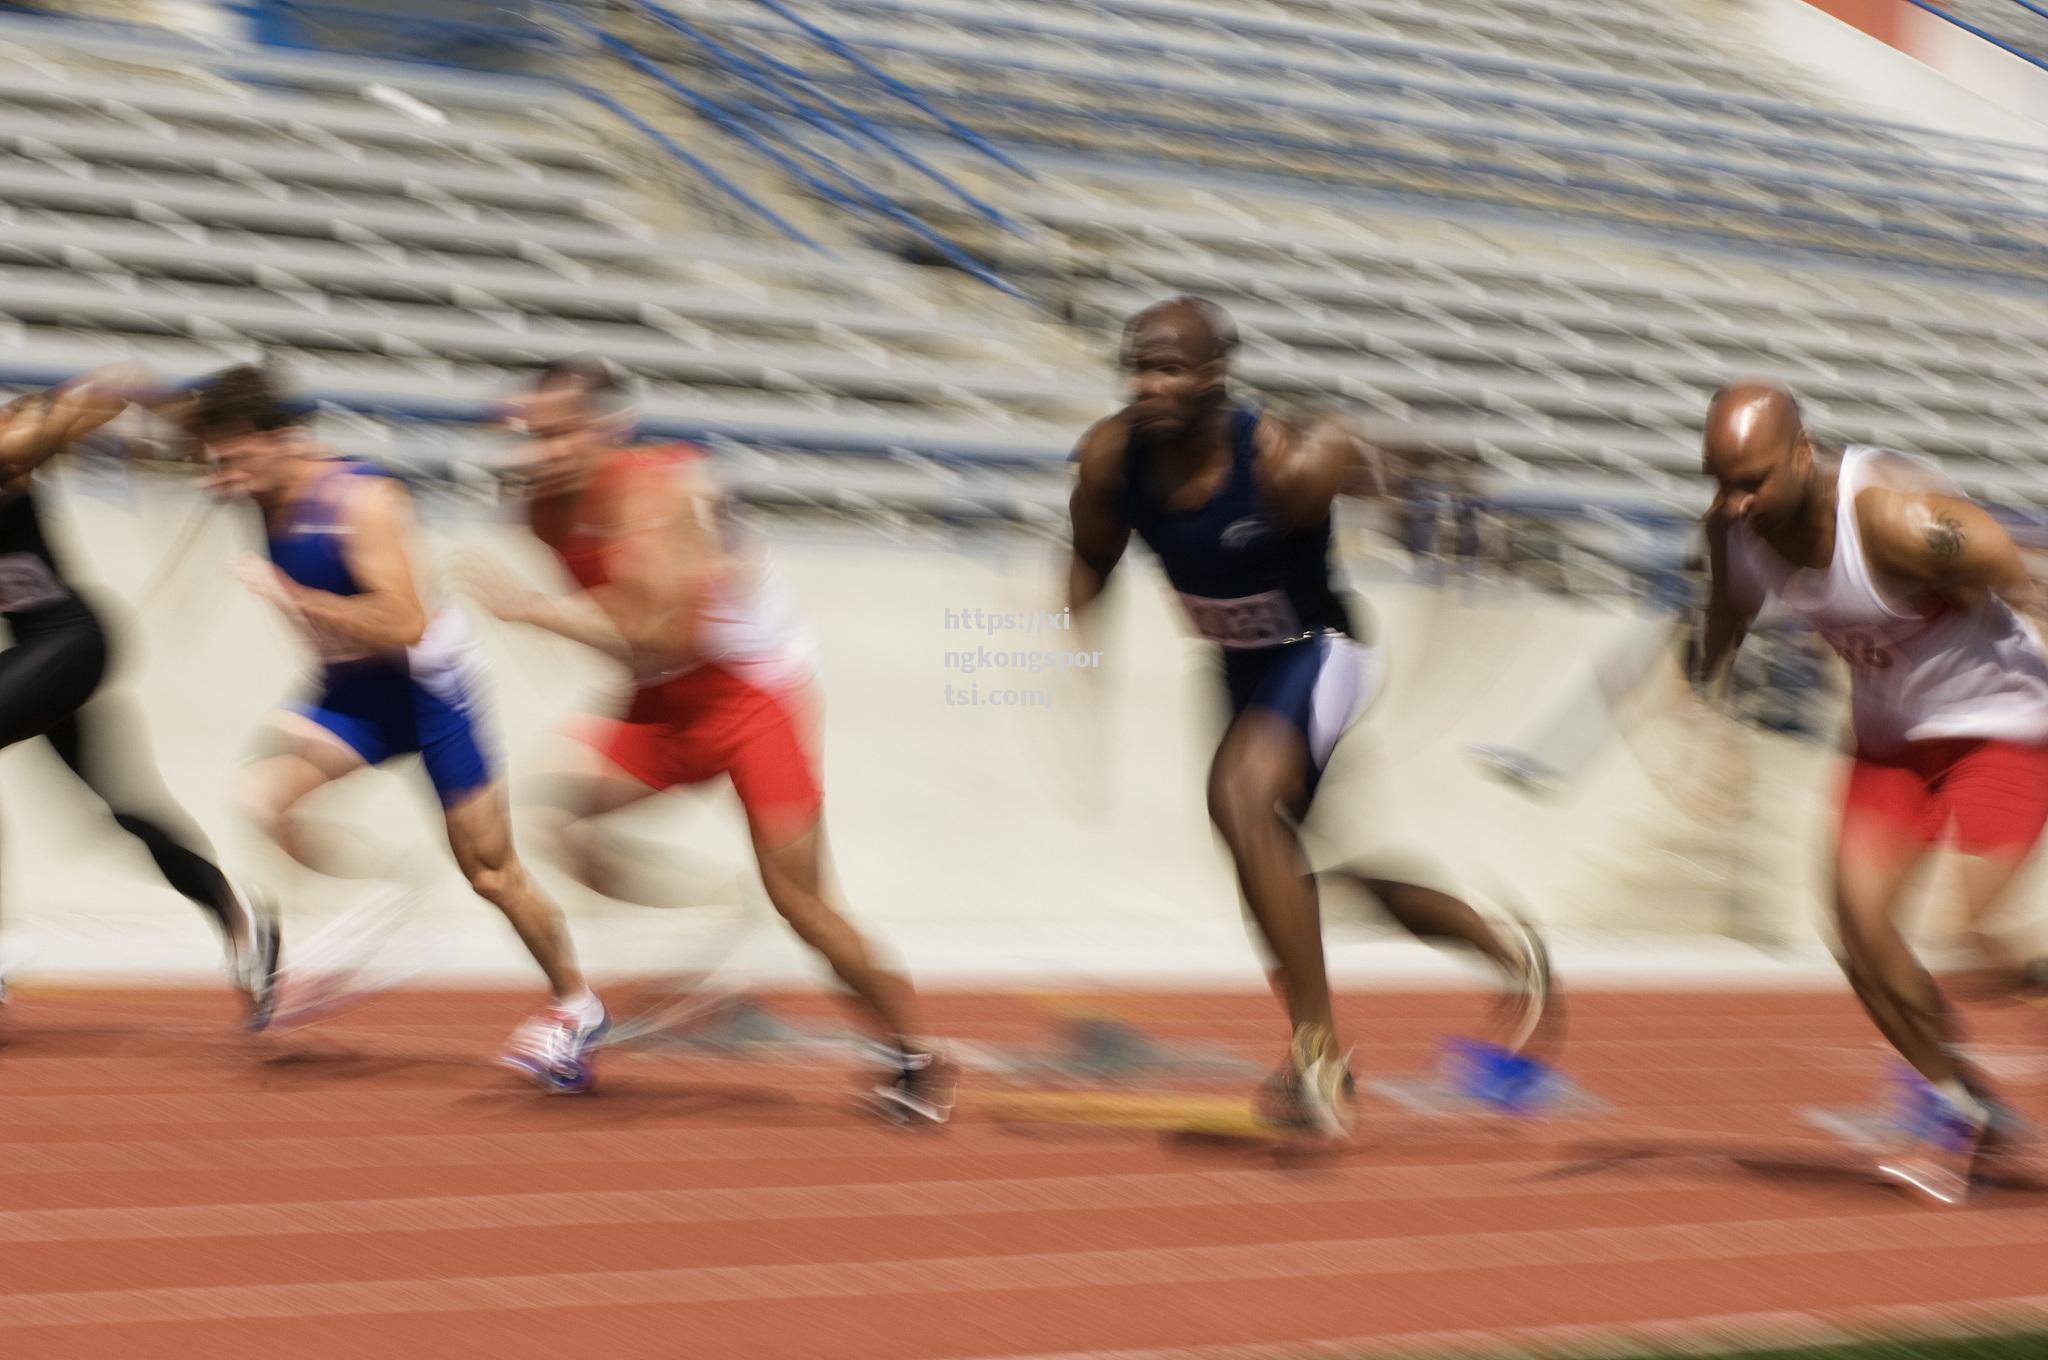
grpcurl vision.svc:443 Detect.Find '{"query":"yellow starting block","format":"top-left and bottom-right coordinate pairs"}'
top-left (978, 1090), bottom-right (1297, 1140)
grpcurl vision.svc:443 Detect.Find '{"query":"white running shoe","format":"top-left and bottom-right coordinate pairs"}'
top-left (501, 1003), bottom-right (612, 1095)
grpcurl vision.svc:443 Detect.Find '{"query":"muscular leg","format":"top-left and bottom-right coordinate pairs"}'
top-left (1833, 817), bottom-right (1962, 1088)
top-left (1208, 710), bottom-right (1336, 1047)
top-left (1343, 874), bottom-right (1523, 976)
top-left (233, 716), bottom-right (369, 876)
top-left (513, 740), bottom-right (664, 907)
top-left (443, 781), bottom-right (585, 1001)
top-left (47, 690), bottom-right (249, 952)
top-left (1944, 850), bottom-right (2048, 1004)
top-left (0, 630), bottom-right (104, 983)
top-left (0, 630), bottom-right (102, 753)
top-left (755, 818), bottom-right (924, 1045)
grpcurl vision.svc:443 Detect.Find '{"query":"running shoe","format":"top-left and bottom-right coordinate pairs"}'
top-left (1873, 1069), bottom-right (2005, 1206)
top-left (867, 1045), bottom-right (956, 1126)
top-left (501, 1003), bottom-right (612, 1094)
top-left (237, 892), bottom-right (283, 1033)
top-left (2017, 957), bottom-right (2048, 1008)
top-left (1256, 1053), bottom-right (1355, 1127)
top-left (1489, 910), bottom-right (1563, 1058)
top-left (1289, 1023), bottom-right (1355, 1139)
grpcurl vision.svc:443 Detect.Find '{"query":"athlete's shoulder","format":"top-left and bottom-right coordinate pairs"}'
top-left (1251, 407), bottom-right (1354, 526)
top-left (326, 460), bottom-right (413, 526)
top-left (1851, 447), bottom-right (1968, 533)
top-left (624, 440), bottom-right (707, 470)
top-left (585, 442), bottom-right (707, 532)
top-left (1849, 444), bottom-right (1960, 498)
top-left (599, 441), bottom-right (708, 486)
top-left (1853, 468), bottom-right (1992, 586)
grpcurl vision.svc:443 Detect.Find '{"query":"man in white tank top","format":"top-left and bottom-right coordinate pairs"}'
top-left (1694, 380), bottom-right (2048, 1200)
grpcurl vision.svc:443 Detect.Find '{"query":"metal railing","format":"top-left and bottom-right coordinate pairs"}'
top-left (549, 5), bottom-right (1031, 299)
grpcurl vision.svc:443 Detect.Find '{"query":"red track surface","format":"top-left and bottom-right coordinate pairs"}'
top-left (3, 986), bottom-right (2047, 1359)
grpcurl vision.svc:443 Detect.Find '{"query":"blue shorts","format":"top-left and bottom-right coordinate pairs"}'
top-left (295, 659), bottom-right (494, 806)
top-left (1221, 631), bottom-right (1382, 801)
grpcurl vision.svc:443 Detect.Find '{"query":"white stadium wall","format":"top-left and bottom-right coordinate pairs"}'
top-left (5, 469), bottom-right (2041, 988)
top-left (1750, 0), bottom-right (2048, 148)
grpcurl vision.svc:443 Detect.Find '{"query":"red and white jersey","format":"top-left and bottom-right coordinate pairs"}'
top-left (530, 443), bottom-right (816, 693)
top-left (1726, 444), bottom-right (2048, 755)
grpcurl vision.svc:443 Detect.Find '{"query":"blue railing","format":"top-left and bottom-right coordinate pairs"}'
top-left (628, 0), bottom-right (1028, 237)
top-left (1902, 0), bottom-right (2048, 73)
top-left (564, 79), bottom-right (836, 255)
top-left (227, 0), bottom-right (559, 70)
top-left (746, 0), bottom-right (1029, 178)
top-left (548, 6), bottom-right (1030, 300)
top-left (95, 0), bottom-right (1017, 283)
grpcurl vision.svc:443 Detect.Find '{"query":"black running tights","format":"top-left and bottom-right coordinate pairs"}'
top-left (0, 621), bottom-right (239, 941)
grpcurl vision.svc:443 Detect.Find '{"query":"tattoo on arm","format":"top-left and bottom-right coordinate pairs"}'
top-left (1926, 512), bottom-right (1964, 565)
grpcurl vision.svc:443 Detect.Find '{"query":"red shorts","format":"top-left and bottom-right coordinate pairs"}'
top-left (1840, 738), bottom-right (2048, 858)
top-left (574, 665), bottom-right (822, 846)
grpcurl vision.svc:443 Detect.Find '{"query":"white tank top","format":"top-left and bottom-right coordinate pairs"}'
top-left (1726, 445), bottom-right (2048, 755)
top-left (695, 520), bottom-right (817, 693)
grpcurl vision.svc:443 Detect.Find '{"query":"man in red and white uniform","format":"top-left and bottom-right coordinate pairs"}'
top-left (465, 359), bottom-right (949, 1122)
top-left (1696, 379), bottom-right (2048, 1200)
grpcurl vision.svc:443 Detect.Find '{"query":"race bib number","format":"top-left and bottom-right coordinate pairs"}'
top-left (1823, 626), bottom-right (1896, 672)
top-left (0, 553), bottom-right (70, 613)
top-left (1178, 590), bottom-right (1304, 649)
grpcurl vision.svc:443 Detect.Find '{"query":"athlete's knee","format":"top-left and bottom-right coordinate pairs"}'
top-left (229, 774), bottom-right (290, 842)
top-left (1206, 767), bottom-right (1280, 843)
top-left (756, 842), bottom-right (841, 941)
top-left (466, 860), bottom-right (523, 908)
top-left (1205, 763), bottom-right (1246, 831)
top-left (517, 769), bottom-right (600, 821)
top-left (767, 882), bottom-right (852, 950)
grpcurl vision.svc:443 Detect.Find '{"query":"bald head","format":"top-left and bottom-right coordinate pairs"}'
top-left (1123, 296), bottom-right (1237, 365)
top-left (1121, 297), bottom-right (1237, 439)
top-left (1702, 380), bottom-right (1812, 528)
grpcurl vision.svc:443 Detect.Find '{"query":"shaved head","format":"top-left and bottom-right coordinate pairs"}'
top-left (1705, 381), bottom-right (1803, 463)
top-left (1120, 296), bottom-right (1237, 438)
top-left (1702, 379), bottom-right (1813, 529)
top-left (1123, 296), bottom-right (1238, 365)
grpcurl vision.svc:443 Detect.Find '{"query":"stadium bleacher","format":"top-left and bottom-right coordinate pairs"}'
top-left (0, 9), bottom-right (1099, 518)
top-left (11, 0), bottom-right (2048, 551)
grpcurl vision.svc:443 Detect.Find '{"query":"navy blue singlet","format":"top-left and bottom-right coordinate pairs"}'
top-left (1117, 402), bottom-right (1353, 653)
top-left (1116, 402), bottom-right (1376, 797)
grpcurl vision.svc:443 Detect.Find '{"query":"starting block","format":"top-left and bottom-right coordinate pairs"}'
top-left (1801, 1065), bottom-right (2022, 1155)
top-left (610, 994), bottom-right (868, 1059)
top-left (958, 1016), bottom-right (1262, 1085)
top-left (1369, 1038), bottom-right (1603, 1121)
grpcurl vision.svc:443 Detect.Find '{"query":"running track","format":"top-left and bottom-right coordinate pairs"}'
top-left (2, 987), bottom-right (2046, 1359)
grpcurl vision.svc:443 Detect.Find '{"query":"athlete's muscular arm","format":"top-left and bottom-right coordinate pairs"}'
top-left (1068, 416), bottom-right (1132, 618)
top-left (1858, 487), bottom-right (2038, 617)
top-left (1688, 510), bottom-right (1756, 694)
top-left (1253, 416), bottom-right (1353, 528)
top-left (288, 478), bottom-right (431, 650)
top-left (0, 373), bottom-right (134, 475)
top-left (476, 572), bottom-right (634, 665)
